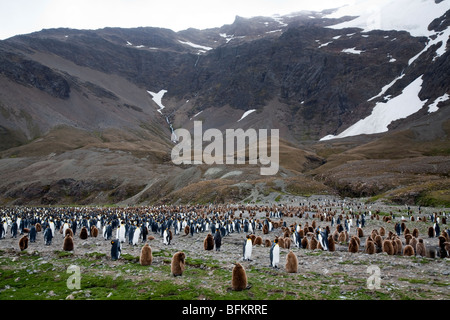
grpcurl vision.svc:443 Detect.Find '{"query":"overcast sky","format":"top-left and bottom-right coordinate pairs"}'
top-left (0, 0), bottom-right (355, 40)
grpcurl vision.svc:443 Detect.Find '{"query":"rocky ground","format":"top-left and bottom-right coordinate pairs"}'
top-left (0, 196), bottom-right (449, 300)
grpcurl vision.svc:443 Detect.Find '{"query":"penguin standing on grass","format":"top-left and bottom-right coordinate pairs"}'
top-left (171, 252), bottom-right (186, 277)
top-left (243, 235), bottom-right (253, 261)
top-left (111, 239), bottom-right (121, 261)
top-left (270, 238), bottom-right (280, 268)
top-left (231, 263), bottom-right (248, 291)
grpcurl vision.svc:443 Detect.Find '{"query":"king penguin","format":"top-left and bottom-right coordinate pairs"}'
top-left (132, 226), bottom-right (141, 246)
top-left (270, 238), bottom-right (280, 268)
top-left (204, 233), bottom-right (214, 251)
top-left (29, 225), bottom-right (37, 243)
top-left (285, 250), bottom-right (298, 273)
top-left (231, 263), bottom-right (248, 291)
top-left (79, 227), bottom-right (88, 240)
top-left (171, 252), bottom-right (186, 277)
top-left (243, 235), bottom-right (253, 261)
top-left (19, 235), bottom-right (29, 251)
top-left (63, 234), bottom-right (74, 251)
top-left (139, 243), bottom-right (153, 266)
top-left (163, 228), bottom-right (171, 245)
top-left (214, 229), bottom-right (222, 251)
top-left (111, 239), bottom-right (121, 261)
top-left (317, 227), bottom-right (329, 251)
top-left (117, 222), bottom-right (126, 243)
top-left (44, 225), bottom-right (53, 245)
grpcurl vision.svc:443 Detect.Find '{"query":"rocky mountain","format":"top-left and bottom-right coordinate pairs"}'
top-left (0, 1), bottom-right (449, 206)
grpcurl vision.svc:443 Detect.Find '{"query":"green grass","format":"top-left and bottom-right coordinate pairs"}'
top-left (1, 247), bottom-right (448, 300)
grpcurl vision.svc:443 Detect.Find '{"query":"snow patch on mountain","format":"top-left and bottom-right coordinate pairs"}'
top-left (237, 109), bottom-right (256, 122)
top-left (318, 41), bottom-right (333, 48)
top-left (178, 40), bottom-right (212, 51)
top-left (368, 74), bottom-right (405, 102)
top-left (272, 15), bottom-right (288, 27)
top-left (342, 47), bottom-right (364, 54)
top-left (428, 93), bottom-right (450, 113)
top-left (147, 90), bottom-right (168, 114)
top-left (408, 27), bottom-right (450, 65)
top-left (326, 0), bottom-right (449, 37)
top-left (321, 76), bottom-right (427, 141)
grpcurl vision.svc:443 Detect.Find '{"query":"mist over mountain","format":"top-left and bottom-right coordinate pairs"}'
top-left (0, 1), bottom-right (449, 206)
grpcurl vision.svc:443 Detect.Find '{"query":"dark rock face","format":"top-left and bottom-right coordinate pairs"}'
top-left (1, 12), bottom-right (447, 140)
top-left (0, 9), bottom-right (449, 206)
top-left (0, 50), bottom-right (70, 99)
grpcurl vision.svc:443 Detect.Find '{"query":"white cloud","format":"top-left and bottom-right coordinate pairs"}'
top-left (0, 0), bottom-right (353, 40)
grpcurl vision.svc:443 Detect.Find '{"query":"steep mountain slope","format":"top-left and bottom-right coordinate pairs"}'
top-left (0, 1), bottom-right (448, 206)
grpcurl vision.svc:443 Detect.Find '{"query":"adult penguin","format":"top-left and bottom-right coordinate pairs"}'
top-left (133, 226), bottom-right (141, 246)
top-left (43, 225), bottom-right (53, 245)
top-left (243, 235), bottom-right (253, 261)
top-left (0, 221), bottom-right (5, 239)
top-left (163, 228), bottom-right (171, 245)
top-left (317, 227), bottom-right (329, 251)
top-left (128, 224), bottom-right (136, 245)
top-left (292, 230), bottom-right (300, 248)
top-left (71, 219), bottom-right (77, 236)
top-left (270, 238), bottom-right (280, 268)
top-left (210, 222), bottom-right (216, 235)
top-left (111, 239), bottom-right (121, 261)
top-left (395, 223), bottom-right (401, 236)
top-left (243, 220), bottom-right (249, 233)
top-left (214, 229), bottom-right (222, 251)
top-left (434, 223), bottom-right (440, 239)
top-left (105, 223), bottom-right (113, 240)
top-left (235, 220), bottom-right (241, 234)
top-left (117, 222), bottom-right (126, 243)
top-left (141, 224), bottom-right (148, 243)
top-left (11, 220), bottom-right (18, 238)
top-left (190, 223), bottom-right (195, 237)
top-left (29, 224), bottom-right (37, 243)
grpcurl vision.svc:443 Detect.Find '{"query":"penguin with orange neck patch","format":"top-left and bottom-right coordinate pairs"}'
top-left (243, 235), bottom-right (253, 261)
top-left (111, 239), bottom-right (121, 261)
top-left (270, 238), bottom-right (280, 268)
